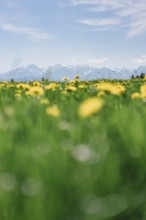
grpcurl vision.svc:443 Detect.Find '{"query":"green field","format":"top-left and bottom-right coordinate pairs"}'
top-left (0, 78), bottom-right (146, 220)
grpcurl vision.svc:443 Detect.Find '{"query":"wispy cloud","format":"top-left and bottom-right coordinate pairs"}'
top-left (0, 5), bottom-right (52, 41)
top-left (1, 0), bottom-right (20, 9)
top-left (132, 55), bottom-right (146, 64)
top-left (0, 23), bottom-right (51, 40)
top-left (71, 0), bottom-right (146, 37)
top-left (88, 57), bottom-right (108, 66)
top-left (72, 0), bottom-right (124, 8)
top-left (72, 0), bottom-right (101, 6)
top-left (127, 21), bottom-right (146, 37)
top-left (79, 18), bottom-right (121, 26)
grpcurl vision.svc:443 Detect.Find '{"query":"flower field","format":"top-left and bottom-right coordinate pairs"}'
top-left (0, 77), bottom-right (146, 219)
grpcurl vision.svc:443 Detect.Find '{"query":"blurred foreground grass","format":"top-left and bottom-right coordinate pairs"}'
top-left (0, 78), bottom-right (146, 219)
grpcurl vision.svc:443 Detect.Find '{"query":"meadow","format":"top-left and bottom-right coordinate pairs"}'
top-left (0, 77), bottom-right (146, 220)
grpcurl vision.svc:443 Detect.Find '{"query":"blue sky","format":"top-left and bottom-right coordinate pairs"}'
top-left (0, 0), bottom-right (146, 72)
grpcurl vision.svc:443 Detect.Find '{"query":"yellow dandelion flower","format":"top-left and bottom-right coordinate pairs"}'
top-left (24, 84), bottom-right (31, 91)
top-left (8, 84), bottom-right (14, 88)
top-left (46, 105), bottom-right (60, 117)
top-left (62, 91), bottom-right (68, 95)
top-left (141, 92), bottom-right (146, 99)
top-left (63, 77), bottom-right (69, 82)
top-left (16, 83), bottom-right (26, 89)
top-left (110, 85), bottom-right (126, 96)
top-left (93, 83), bottom-right (99, 88)
top-left (96, 83), bottom-right (114, 93)
top-left (96, 83), bottom-right (125, 96)
top-left (66, 85), bottom-right (77, 92)
top-left (140, 84), bottom-right (146, 98)
top-left (3, 81), bottom-right (8, 85)
top-left (131, 92), bottom-right (141, 99)
top-left (78, 97), bottom-right (104, 118)
top-left (33, 81), bottom-right (41, 87)
top-left (29, 86), bottom-right (44, 96)
top-left (16, 89), bottom-right (21, 93)
top-left (25, 91), bottom-right (31, 96)
top-left (78, 84), bottom-right (87, 89)
top-left (97, 91), bottom-right (105, 97)
top-left (0, 83), bottom-right (6, 88)
top-left (69, 80), bottom-right (75, 85)
top-left (45, 83), bottom-right (58, 91)
top-left (39, 98), bottom-right (49, 105)
top-left (74, 74), bottom-right (80, 80)
top-left (140, 84), bottom-right (146, 94)
top-left (15, 93), bottom-right (21, 98)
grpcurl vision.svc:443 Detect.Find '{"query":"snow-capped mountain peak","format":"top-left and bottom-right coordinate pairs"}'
top-left (0, 64), bottom-right (146, 81)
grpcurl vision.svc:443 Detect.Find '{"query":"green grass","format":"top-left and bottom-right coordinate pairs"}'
top-left (0, 79), bottom-right (146, 220)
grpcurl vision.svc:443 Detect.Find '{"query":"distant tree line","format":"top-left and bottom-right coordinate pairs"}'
top-left (131, 72), bottom-right (146, 79)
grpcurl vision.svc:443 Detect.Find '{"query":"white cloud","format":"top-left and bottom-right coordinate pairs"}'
top-left (132, 55), bottom-right (146, 64)
top-left (127, 22), bottom-right (146, 37)
top-left (72, 0), bottom-right (146, 37)
top-left (125, 12), bottom-right (146, 37)
top-left (72, 0), bottom-right (124, 8)
top-left (89, 6), bottom-right (108, 12)
top-left (0, 12), bottom-right (52, 41)
top-left (88, 58), bottom-right (108, 66)
top-left (79, 18), bottom-right (121, 26)
top-left (0, 23), bottom-right (51, 40)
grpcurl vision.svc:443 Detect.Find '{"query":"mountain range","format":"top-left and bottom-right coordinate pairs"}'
top-left (0, 64), bottom-right (146, 82)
